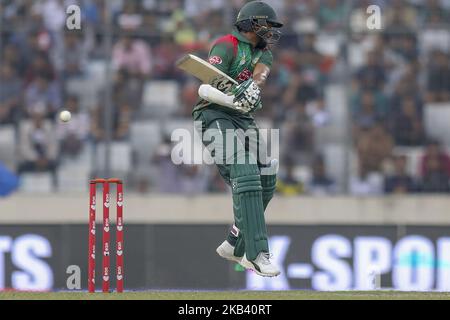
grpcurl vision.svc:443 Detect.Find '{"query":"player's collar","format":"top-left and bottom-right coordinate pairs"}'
top-left (232, 28), bottom-right (252, 44)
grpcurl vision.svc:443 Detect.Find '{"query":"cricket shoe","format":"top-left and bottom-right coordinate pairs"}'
top-left (216, 240), bottom-right (242, 263)
top-left (240, 252), bottom-right (280, 277)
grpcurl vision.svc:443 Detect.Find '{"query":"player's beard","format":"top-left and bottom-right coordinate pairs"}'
top-left (255, 37), bottom-right (268, 50)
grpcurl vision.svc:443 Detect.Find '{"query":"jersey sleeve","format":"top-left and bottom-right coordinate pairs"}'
top-left (259, 50), bottom-right (273, 68)
top-left (208, 41), bottom-right (235, 74)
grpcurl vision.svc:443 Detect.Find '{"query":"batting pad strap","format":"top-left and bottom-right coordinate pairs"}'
top-left (232, 175), bottom-right (262, 194)
top-left (261, 174), bottom-right (277, 191)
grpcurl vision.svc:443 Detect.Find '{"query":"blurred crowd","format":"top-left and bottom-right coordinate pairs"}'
top-left (0, 0), bottom-right (449, 196)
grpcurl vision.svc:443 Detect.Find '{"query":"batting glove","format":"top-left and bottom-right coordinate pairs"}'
top-left (232, 79), bottom-right (262, 113)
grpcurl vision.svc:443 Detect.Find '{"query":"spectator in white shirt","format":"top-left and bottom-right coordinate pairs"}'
top-left (17, 111), bottom-right (59, 186)
top-left (112, 35), bottom-right (152, 77)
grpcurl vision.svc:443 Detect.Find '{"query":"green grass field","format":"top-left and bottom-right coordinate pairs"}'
top-left (1, 291), bottom-right (450, 300)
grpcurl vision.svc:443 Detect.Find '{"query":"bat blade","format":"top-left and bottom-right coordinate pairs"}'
top-left (176, 54), bottom-right (238, 86)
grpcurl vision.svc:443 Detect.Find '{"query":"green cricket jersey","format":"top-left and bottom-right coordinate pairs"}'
top-left (192, 28), bottom-right (273, 114)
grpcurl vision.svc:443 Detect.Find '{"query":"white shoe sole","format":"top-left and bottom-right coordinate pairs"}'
top-left (240, 257), bottom-right (281, 277)
top-left (216, 246), bottom-right (242, 263)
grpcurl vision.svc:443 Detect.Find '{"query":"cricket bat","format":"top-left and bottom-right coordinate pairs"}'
top-left (175, 54), bottom-right (238, 88)
top-left (176, 54), bottom-right (240, 109)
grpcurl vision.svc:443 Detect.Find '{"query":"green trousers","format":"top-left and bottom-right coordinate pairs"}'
top-left (193, 107), bottom-right (277, 260)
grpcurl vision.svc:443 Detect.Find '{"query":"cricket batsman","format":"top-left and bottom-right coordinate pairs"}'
top-left (192, 1), bottom-right (283, 277)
